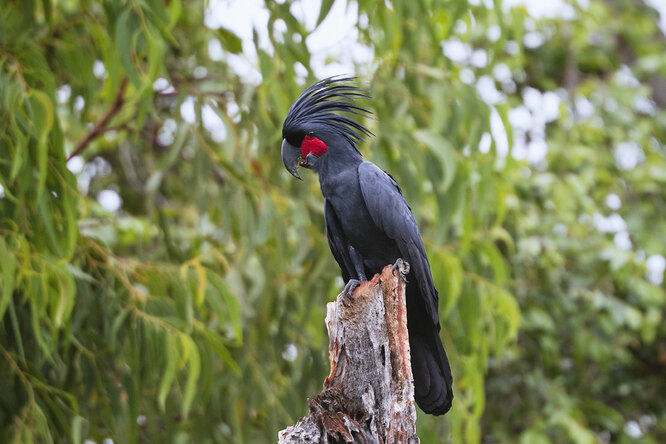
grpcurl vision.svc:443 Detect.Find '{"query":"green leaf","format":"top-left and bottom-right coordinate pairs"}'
top-left (520, 430), bottom-right (552, 444)
top-left (216, 27), bottom-right (243, 54)
top-left (317, 0), bottom-right (335, 26)
top-left (207, 271), bottom-right (242, 343)
top-left (180, 335), bottom-right (201, 415)
top-left (201, 329), bottom-right (240, 375)
top-left (158, 333), bottom-right (178, 412)
top-left (71, 415), bottom-right (84, 444)
top-left (27, 90), bottom-right (54, 199)
top-left (414, 130), bottom-right (458, 193)
top-left (0, 238), bottom-right (16, 320)
top-left (115, 8), bottom-right (142, 87)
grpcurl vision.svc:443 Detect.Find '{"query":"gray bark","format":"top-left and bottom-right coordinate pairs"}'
top-left (278, 263), bottom-right (419, 444)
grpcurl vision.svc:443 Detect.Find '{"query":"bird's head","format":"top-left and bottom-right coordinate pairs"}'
top-left (281, 76), bottom-right (373, 179)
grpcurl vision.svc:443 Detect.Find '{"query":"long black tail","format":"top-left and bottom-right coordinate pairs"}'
top-left (409, 327), bottom-right (453, 415)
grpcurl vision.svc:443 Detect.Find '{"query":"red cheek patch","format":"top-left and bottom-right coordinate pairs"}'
top-left (301, 136), bottom-right (328, 158)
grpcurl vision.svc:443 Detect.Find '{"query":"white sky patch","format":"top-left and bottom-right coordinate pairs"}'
top-left (526, 138), bottom-right (548, 164)
top-left (442, 38), bottom-right (472, 64)
top-left (152, 77), bottom-right (175, 94)
top-left (157, 118), bottom-right (177, 147)
top-left (67, 156), bottom-right (84, 174)
top-left (273, 18), bottom-right (288, 42)
top-left (0, 184), bottom-right (4, 199)
top-left (454, 19), bottom-right (468, 35)
top-left (646, 254), bottom-right (666, 285)
top-left (208, 38), bottom-right (224, 61)
top-left (604, 97), bottom-right (619, 113)
top-left (76, 157), bottom-right (109, 195)
top-left (614, 141), bottom-right (646, 170)
top-left (305, 0), bottom-right (374, 78)
top-left (624, 420), bottom-right (643, 439)
top-left (605, 193), bottom-right (621, 210)
top-left (201, 104), bottom-right (228, 142)
top-left (205, 0), bottom-right (271, 52)
top-left (614, 231), bottom-right (632, 250)
top-left (493, 63), bottom-right (512, 83)
top-left (505, 40), bottom-right (520, 55)
top-left (98, 189), bottom-right (122, 212)
top-left (57, 84), bottom-right (71, 104)
top-left (93, 60), bottom-right (106, 79)
top-left (502, 79), bottom-right (517, 94)
top-left (553, 223), bottom-right (567, 237)
top-left (541, 92), bottom-right (561, 122)
top-left (615, 65), bottom-right (641, 88)
top-left (226, 52), bottom-right (263, 85)
top-left (523, 87), bottom-right (542, 112)
top-left (193, 66), bottom-right (208, 79)
top-left (523, 31), bottom-right (546, 48)
top-left (511, 131), bottom-right (528, 161)
top-left (476, 75), bottom-right (505, 105)
top-left (490, 107), bottom-right (509, 158)
top-left (294, 61), bottom-right (308, 84)
top-left (574, 96), bottom-right (595, 119)
top-left (633, 96), bottom-right (656, 115)
top-left (152, 77), bottom-right (169, 91)
top-left (282, 343), bottom-right (298, 362)
top-left (503, 0), bottom-right (578, 19)
top-left (74, 96), bottom-right (85, 112)
top-left (180, 96), bottom-right (197, 124)
top-left (508, 88), bottom-right (560, 165)
top-left (205, 0), bottom-right (268, 84)
top-left (645, 0), bottom-right (666, 33)
top-left (226, 100), bottom-right (241, 123)
top-left (205, 0), bottom-right (371, 80)
top-left (478, 132), bottom-right (492, 153)
top-left (486, 24), bottom-right (501, 42)
top-left (509, 105), bottom-right (532, 131)
top-left (593, 213), bottom-right (627, 233)
top-left (460, 68), bottom-right (475, 84)
top-left (470, 48), bottom-right (488, 68)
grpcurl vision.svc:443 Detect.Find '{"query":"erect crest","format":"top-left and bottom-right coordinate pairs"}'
top-left (282, 76), bottom-right (374, 151)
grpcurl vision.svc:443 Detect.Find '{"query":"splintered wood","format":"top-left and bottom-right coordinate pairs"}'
top-left (278, 264), bottom-right (419, 444)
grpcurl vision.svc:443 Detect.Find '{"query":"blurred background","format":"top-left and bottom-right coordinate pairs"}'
top-left (1, 0), bottom-right (666, 442)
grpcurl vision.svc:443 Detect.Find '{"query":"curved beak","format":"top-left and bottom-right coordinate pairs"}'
top-left (281, 139), bottom-right (302, 180)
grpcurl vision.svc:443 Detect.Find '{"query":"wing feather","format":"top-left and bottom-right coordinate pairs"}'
top-left (358, 162), bottom-right (439, 324)
top-left (324, 198), bottom-right (353, 283)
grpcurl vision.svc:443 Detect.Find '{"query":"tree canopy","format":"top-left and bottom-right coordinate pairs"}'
top-left (1, 0), bottom-right (665, 442)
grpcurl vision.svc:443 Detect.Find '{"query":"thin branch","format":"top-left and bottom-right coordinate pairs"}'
top-left (67, 77), bottom-right (129, 161)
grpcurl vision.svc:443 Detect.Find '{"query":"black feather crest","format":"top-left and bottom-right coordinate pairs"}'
top-left (282, 76), bottom-right (374, 151)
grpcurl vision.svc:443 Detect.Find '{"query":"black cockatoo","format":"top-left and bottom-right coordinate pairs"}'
top-left (280, 76), bottom-right (453, 415)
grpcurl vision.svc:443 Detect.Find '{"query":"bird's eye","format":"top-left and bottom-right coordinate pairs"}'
top-left (307, 131), bottom-right (314, 137)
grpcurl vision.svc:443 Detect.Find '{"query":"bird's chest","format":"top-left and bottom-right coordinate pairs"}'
top-left (322, 174), bottom-right (395, 259)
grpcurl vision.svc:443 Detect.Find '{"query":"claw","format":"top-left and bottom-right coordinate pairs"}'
top-left (392, 258), bottom-right (410, 282)
top-left (340, 279), bottom-right (361, 306)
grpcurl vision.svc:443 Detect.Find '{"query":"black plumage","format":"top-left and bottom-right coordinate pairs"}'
top-left (282, 76), bottom-right (373, 150)
top-left (281, 76), bottom-right (453, 415)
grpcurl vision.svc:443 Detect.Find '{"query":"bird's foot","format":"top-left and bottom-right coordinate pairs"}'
top-left (392, 258), bottom-right (410, 282)
top-left (340, 279), bottom-right (361, 306)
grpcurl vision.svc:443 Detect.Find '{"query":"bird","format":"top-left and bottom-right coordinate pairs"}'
top-left (280, 76), bottom-right (453, 415)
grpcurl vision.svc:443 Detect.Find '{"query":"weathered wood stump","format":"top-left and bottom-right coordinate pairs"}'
top-left (278, 263), bottom-right (419, 443)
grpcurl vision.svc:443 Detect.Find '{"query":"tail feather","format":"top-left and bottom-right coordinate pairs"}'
top-left (410, 329), bottom-right (453, 415)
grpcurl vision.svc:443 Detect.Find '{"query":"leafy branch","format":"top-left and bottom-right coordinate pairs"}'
top-left (67, 77), bottom-right (129, 161)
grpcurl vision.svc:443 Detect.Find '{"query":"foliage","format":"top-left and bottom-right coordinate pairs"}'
top-left (0, 0), bottom-right (664, 443)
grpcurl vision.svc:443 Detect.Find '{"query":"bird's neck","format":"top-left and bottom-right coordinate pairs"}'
top-left (315, 145), bottom-right (362, 196)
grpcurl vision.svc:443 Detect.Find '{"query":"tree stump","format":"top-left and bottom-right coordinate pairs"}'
top-left (278, 263), bottom-right (419, 443)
